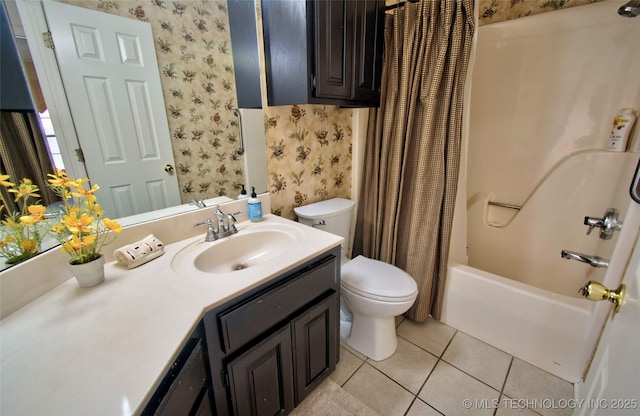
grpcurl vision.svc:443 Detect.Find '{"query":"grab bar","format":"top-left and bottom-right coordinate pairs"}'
top-left (233, 108), bottom-right (245, 155)
top-left (487, 201), bottom-right (522, 210)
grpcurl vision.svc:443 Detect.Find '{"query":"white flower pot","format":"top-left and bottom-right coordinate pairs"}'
top-left (68, 255), bottom-right (105, 288)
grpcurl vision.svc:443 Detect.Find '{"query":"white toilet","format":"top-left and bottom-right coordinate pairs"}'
top-left (294, 198), bottom-right (418, 361)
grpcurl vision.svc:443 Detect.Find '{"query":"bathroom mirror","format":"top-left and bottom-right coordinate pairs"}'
top-left (0, 0), bottom-right (268, 269)
top-left (3, 0), bottom-right (268, 213)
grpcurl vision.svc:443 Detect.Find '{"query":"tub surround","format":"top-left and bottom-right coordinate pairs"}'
top-left (448, 0), bottom-right (640, 386)
top-left (0, 195), bottom-right (343, 415)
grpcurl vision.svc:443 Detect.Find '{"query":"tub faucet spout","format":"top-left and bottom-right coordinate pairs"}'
top-left (561, 250), bottom-right (609, 268)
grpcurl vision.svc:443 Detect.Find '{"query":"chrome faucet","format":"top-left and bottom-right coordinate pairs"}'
top-left (215, 206), bottom-right (226, 234)
top-left (194, 205), bottom-right (238, 242)
top-left (561, 250), bottom-right (609, 268)
top-left (190, 199), bottom-right (207, 209)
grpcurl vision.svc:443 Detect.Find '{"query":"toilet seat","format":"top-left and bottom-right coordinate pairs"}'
top-left (341, 256), bottom-right (418, 302)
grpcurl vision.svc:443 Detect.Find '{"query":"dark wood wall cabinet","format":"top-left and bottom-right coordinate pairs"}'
top-left (143, 247), bottom-right (340, 416)
top-left (228, 0), bottom-right (262, 108)
top-left (262, 0), bottom-right (384, 107)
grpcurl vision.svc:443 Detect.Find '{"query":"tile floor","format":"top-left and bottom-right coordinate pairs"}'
top-left (329, 317), bottom-right (574, 416)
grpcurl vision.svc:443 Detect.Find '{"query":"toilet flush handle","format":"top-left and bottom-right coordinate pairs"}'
top-left (312, 220), bottom-right (326, 228)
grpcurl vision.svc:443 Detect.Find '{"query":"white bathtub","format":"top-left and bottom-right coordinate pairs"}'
top-left (441, 263), bottom-right (594, 383)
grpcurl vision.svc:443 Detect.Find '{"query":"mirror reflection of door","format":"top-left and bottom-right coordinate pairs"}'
top-left (6, 0), bottom-right (269, 222)
top-left (42, 1), bottom-right (181, 218)
top-left (0, 2), bottom-right (60, 217)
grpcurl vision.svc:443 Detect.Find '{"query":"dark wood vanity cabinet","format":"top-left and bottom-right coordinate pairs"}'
top-left (142, 247), bottom-right (340, 416)
top-left (204, 247), bottom-right (341, 416)
top-left (142, 323), bottom-right (215, 416)
top-left (262, 0), bottom-right (384, 107)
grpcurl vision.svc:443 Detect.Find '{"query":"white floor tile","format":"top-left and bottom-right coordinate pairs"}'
top-left (343, 362), bottom-right (414, 416)
top-left (442, 332), bottom-right (512, 390)
top-left (419, 360), bottom-right (500, 416)
top-left (406, 398), bottom-right (444, 416)
top-left (331, 346), bottom-right (365, 386)
top-left (397, 317), bottom-right (456, 357)
top-left (368, 337), bottom-right (438, 394)
top-left (503, 359), bottom-right (573, 416)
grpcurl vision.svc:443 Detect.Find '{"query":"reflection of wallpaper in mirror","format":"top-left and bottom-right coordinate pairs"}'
top-left (64, 0), bottom-right (243, 202)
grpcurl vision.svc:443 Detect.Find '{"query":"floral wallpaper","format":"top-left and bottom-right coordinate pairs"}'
top-left (262, 105), bottom-right (353, 219)
top-left (384, 0), bottom-right (604, 25)
top-left (477, 0), bottom-right (604, 24)
top-left (61, 0), bottom-right (244, 202)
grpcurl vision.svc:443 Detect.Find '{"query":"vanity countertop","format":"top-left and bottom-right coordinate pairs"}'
top-left (0, 214), bottom-right (342, 416)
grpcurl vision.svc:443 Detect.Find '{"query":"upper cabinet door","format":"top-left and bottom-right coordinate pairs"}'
top-left (313, 0), bottom-right (353, 100)
top-left (262, 0), bottom-right (384, 107)
top-left (352, 0), bottom-right (384, 105)
top-left (228, 0), bottom-right (263, 109)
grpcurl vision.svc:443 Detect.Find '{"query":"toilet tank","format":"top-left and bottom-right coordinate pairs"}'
top-left (293, 198), bottom-right (355, 254)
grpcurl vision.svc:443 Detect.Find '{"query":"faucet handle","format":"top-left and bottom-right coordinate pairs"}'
top-left (584, 208), bottom-right (622, 240)
top-left (226, 213), bottom-right (238, 234)
top-left (195, 218), bottom-right (217, 242)
top-left (584, 216), bottom-right (602, 235)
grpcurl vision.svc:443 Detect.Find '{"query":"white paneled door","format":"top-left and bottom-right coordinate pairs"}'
top-left (577, 196), bottom-right (640, 416)
top-left (42, 1), bottom-right (180, 218)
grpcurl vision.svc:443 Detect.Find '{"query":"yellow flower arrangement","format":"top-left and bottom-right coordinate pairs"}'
top-left (0, 175), bottom-right (48, 264)
top-left (47, 170), bottom-right (122, 265)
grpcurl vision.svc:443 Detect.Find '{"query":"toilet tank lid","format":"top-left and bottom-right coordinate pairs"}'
top-left (293, 198), bottom-right (355, 220)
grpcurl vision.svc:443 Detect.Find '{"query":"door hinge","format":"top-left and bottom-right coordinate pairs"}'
top-left (42, 31), bottom-right (54, 49)
top-left (312, 75), bottom-right (316, 89)
top-left (74, 148), bottom-right (85, 163)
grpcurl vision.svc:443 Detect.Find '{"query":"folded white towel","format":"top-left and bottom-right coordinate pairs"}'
top-left (113, 234), bottom-right (164, 269)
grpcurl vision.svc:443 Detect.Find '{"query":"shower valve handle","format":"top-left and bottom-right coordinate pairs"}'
top-left (583, 208), bottom-right (622, 240)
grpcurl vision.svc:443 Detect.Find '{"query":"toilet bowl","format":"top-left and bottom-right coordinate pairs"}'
top-left (340, 255), bottom-right (418, 361)
top-left (294, 198), bottom-right (418, 361)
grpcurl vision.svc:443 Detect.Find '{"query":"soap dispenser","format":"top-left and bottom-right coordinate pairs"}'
top-left (237, 184), bottom-right (249, 200)
top-left (248, 186), bottom-right (263, 222)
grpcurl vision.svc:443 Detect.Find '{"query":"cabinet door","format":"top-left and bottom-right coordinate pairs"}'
top-left (352, 0), bottom-right (384, 104)
top-left (142, 337), bottom-right (213, 416)
top-left (313, 0), bottom-right (354, 100)
top-left (228, 0), bottom-right (262, 108)
top-left (227, 325), bottom-right (294, 416)
top-left (292, 292), bottom-right (338, 404)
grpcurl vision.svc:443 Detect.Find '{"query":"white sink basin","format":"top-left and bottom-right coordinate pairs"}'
top-left (171, 222), bottom-right (306, 275)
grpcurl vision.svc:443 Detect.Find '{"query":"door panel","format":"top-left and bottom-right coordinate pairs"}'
top-left (314, 0), bottom-right (353, 99)
top-left (42, 1), bottom-right (180, 218)
top-left (577, 170), bottom-right (640, 415)
top-left (292, 293), bottom-right (338, 404)
top-left (352, 0), bottom-right (383, 103)
top-left (227, 325), bottom-right (294, 416)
